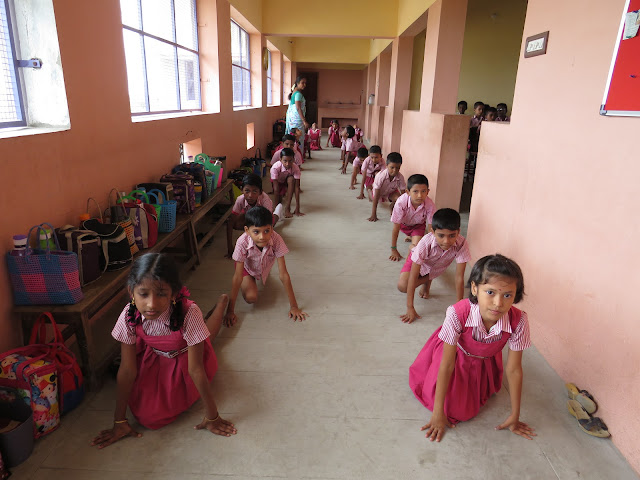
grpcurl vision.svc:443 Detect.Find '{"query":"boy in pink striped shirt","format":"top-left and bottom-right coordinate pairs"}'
top-left (368, 152), bottom-right (406, 222)
top-left (270, 148), bottom-right (303, 218)
top-left (349, 146), bottom-right (368, 190)
top-left (398, 208), bottom-right (470, 324)
top-left (340, 125), bottom-right (363, 174)
top-left (225, 206), bottom-right (307, 327)
top-left (389, 174), bottom-right (435, 261)
top-left (272, 134), bottom-right (303, 167)
top-left (357, 145), bottom-right (385, 201)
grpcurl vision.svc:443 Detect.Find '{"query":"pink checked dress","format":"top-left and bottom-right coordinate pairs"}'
top-left (128, 299), bottom-right (217, 429)
top-left (409, 299), bottom-right (521, 423)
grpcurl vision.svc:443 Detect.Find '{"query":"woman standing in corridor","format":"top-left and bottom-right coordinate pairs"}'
top-left (286, 76), bottom-right (309, 156)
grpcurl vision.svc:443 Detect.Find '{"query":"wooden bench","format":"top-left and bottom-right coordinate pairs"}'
top-left (13, 180), bottom-right (234, 389)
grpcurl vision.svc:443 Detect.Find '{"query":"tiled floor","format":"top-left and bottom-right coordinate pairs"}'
top-left (11, 148), bottom-right (638, 479)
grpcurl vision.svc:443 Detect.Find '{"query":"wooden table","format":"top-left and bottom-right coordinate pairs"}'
top-left (13, 180), bottom-right (234, 389)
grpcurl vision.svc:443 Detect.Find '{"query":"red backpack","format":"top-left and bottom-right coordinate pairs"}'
top-left (28, 313), bottom-right (84, 415)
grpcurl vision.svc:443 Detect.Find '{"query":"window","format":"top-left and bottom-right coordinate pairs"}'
top-left (120, 0), bottom-right (201, 115)
top-left (231, 20), bottom-right (250, 107)
top-left (0, 0), bottom-right (25, 128)
top-left (266, 49), bottom-right (273, 106)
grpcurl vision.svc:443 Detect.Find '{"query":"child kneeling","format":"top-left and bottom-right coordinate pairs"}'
top-left (91, 254), bottom-right (236, 449)
top-left (409, 254), bottom-right (534, 442)
top-left (225, 206), bottom-right (307, 326)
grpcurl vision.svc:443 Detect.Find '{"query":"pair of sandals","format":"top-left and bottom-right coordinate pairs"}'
top-left (565, 383), bottom-right (610, 438)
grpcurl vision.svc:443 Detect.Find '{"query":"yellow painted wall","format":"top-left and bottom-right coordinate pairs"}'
top-left (228, 0), bottom-right (262, 31)
top-left (397, 0), bottom-right (435, 35)
top-left (408, 29), bottom-right (425, 111)
top-left (369, 39), bottom-right (393, 63)
top-left (457, 0), bottom-right (527, 112)
top-left (267, 36), bottom-right (293, 59)
top-left (262, 0), bottom-right (398, 37)
top-left (291, 37), bottom-right (370, 64)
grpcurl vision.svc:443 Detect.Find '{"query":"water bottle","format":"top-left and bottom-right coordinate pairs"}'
top-left (39, 226), bottom-right (56, 250)
top-left (11, 235), bottom-right (28, 256)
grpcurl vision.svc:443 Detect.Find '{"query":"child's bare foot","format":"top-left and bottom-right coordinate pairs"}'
top-left (419, 285), bottom-right (430, 299)
top-left (357, 194), bottom-right (365, 199)
top-left (405, 237), bottom-right (412, 242)
top-left (349, 185), bottom-right (356, 190)
top-left (284, 210), bottom-right (294, 218)
top-left (205, 294), bottom-right (229, 320)
top-left (294, 210), bottom-right (305, 217)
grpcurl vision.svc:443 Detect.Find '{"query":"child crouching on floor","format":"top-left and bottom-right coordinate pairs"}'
top-left (357, 145), bottom-right (384, 201)
top-left (225, 206), bottom-right (307, 326)
top-left (368, 152), bottom-right (406, 222)
top-left (349, 147), bottom-right (368, 190)
top-left (270, 148), bottom-right (303, 218)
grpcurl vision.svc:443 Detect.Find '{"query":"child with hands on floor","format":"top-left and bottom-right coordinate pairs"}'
top-left (357, 145), bottom-right (385, 201)
top-left (368, 152), bottom-right (406, 222)
top-left (409, 254), bottom-right (534, 442)
top-left (398, 208), bottom-right (470, 324)
top-left (226, 174), bottom-right (282, 258)
top-left (91, 254), bottom-right (236, 449)
top-left (389, 174), bottom-right (435, 261)
top-left (270, 148), bottom-right (303, 218)
top-left (225, 206), bottom-right (307, 327)
top-left (349, 146), bottom-right (368, 190)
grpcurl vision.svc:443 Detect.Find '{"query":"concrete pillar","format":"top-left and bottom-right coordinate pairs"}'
top-left (383, 36), bottom-right (413, 154)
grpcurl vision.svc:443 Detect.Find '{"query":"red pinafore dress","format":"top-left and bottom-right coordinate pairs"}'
top-left (409, 299), bottom-right (521, 423)
top-left (129, 300), bottom-right (218, 429)
top-left (329, 126), bottom-right (342, 147)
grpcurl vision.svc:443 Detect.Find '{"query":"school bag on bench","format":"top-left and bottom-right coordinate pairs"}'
top-left (27, 312), bottom-right (84, 415)
top-left (136, 182), bottom-right (174, 201)
top-left (82, 220), bottom-right (132, 271)
top-left (172, 163), bottom-right (208, 203)
top-left (55, 226), bottom-right (102, 286)
top-left (160, 172), bottom-right (195, 214)
top-left (121, 190), bottom-right (159, 249)
top-left (0, 347), bottom-right (60, 438)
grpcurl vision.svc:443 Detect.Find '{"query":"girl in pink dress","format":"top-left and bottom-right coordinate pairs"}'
top-left (308, 123), bottom-right (322, 151)
top-left (409, 254), bottom-right (535, 443)
top-left (353, 123), bottom-right (363, 142)
top-left (327, 120), bottom-right (342, 147)
top-left (91, 254), bottom-right (237, 449)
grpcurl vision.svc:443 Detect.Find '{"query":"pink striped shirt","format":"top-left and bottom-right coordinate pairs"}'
top-left (390, 193), bottom-right (435, 227)
top-left (470, 115), bottom-right (483, 128)
top-left (410, 233), bottom-right (470, 279)
top-left (111, 303), bottom-right (210, 346)
top-left (270, 161), bottom-right (301, 183)
top-left (231, 192), bottom-right (273, 215)
top-left (438, 303), bottom-right (531, 351)
top-left (373, 169), bottom-right (406, 198)
top-left (341, 137), bottom-right (363, 153)
top-left (272, 147), bottom-right (303, 166)
top-left (232, 231), bottom-right (289, 284)
top-left (360, 156), bottom-right (385, 178)
top-left (353, 156), bottom-right (365, 169)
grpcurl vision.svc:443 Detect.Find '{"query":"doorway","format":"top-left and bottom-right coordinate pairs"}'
top-left (299, 71), bottom-right (318, 124)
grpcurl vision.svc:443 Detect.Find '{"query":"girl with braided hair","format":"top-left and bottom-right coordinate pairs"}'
top-left (91, 253), bottom-right (236, 448)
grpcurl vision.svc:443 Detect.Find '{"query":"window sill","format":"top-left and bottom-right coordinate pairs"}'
top-left (233, 105), bottom-right (261, 111)
top-left (131, 110), bottom-right (213, 123)
top-left (0, 125), bottom-right (70, 140)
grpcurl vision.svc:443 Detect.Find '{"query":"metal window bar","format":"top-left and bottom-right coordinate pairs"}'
top-left (1, 0), bottom-right (26, 128)
top-left (124, 0), bottom-right (200, 115)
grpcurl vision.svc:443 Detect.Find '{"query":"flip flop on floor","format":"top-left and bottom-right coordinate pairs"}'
top-left (567, 400), bottom-right (610, 438)
top-left (566, 383), bottom-right (598, 414)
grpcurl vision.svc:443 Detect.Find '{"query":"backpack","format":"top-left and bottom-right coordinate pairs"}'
top-left (27, 313), bottom-right (84, 415)
top-left (82, 219), bottom-right (132, 271)
top-left (0, 347), bottom-right (60, 438)
top-left (55, 225), bottom-right (103, 286)
top-left (160, 172), bottom-right (196, 214)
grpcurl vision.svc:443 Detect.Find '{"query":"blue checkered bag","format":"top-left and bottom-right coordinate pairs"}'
top-left (6, 223), bottom-right (83, 305)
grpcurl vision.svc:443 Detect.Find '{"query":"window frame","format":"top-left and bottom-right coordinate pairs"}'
top-left (231, 20), bottom-right (251, 108)
top-left (121, 0), bottom-right (201, 116)
top-left (266, 49), bottom-right (273, 106)
top-left (0, 0), bottom-right (26, 128)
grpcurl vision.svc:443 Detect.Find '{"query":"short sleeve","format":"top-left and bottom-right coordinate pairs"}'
top-left (508, 311), bottom-right (531, 351)
top-left (293, 165), bottom-right (302, 180)
top-left (270, 163), bottom-right (280, 180)
top-left (260, 193), bottom-right (273, 212)
top-left (438, 306), bottom-right (463, 346)
top-left (372, 171), bottom-right (384, 191)
top-left (182, 304), bottom-right (211, 346)
top-left (455, 237), bottom-right (471, 264)
top-left (232, 236), bottom-right (249, 263)
top-left (231, 196), bottom-right (245, 215)
top-left (272, 233), bottom-right (290, 258)
top-left (390, 199), bottom-right (405, 224)
top-left (398, 174), bottom-right (407, 191)
top-left (111, 304), bottom-right (137, 344)
top-left (411, 237), bottom-right (430, 264)
top-left (293, 91), bottom-right (303, 103)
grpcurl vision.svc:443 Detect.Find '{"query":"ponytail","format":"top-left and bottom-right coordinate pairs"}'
top-left (288, 75), bottom-right (306, 101)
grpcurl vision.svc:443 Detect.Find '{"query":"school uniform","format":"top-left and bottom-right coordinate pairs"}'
top-left (390, 193), bottom-right (435, 237)
top-left (400, 232), bottom-right (470, 276)
top-left (328, 126), bottom-right (341, 147)
top-left (272, 146), bottom-right (303, 166)
top-left (372, 169), bottom-right (406, 200)
top-left (231, 192), bottom-right (273, 215)
top-left (409, 299), bottom-right (531, 423)
top-left (111, 301), bottom-right (216, 429)
top-left (360, 156), bottom-right (385, 188)
top-left (232, 231), bottom-right (289, 283)
top-left (270, 160), bottom-right (301, 195)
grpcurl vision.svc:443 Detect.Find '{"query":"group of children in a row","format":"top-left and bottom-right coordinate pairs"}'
top-left (458, 100), bottom-right (510, 157)
top-left (332, 131), bottom-right (535, 442)
top-left (91, 123), bottom-right (535, 449)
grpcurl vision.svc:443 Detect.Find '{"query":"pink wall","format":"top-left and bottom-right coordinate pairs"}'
top-left (0, 0), bottom-right (285, 352)
top-left (467, 0), bottom-right (640, 471)
top-left (311, 68), bottom-right (366, 129)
